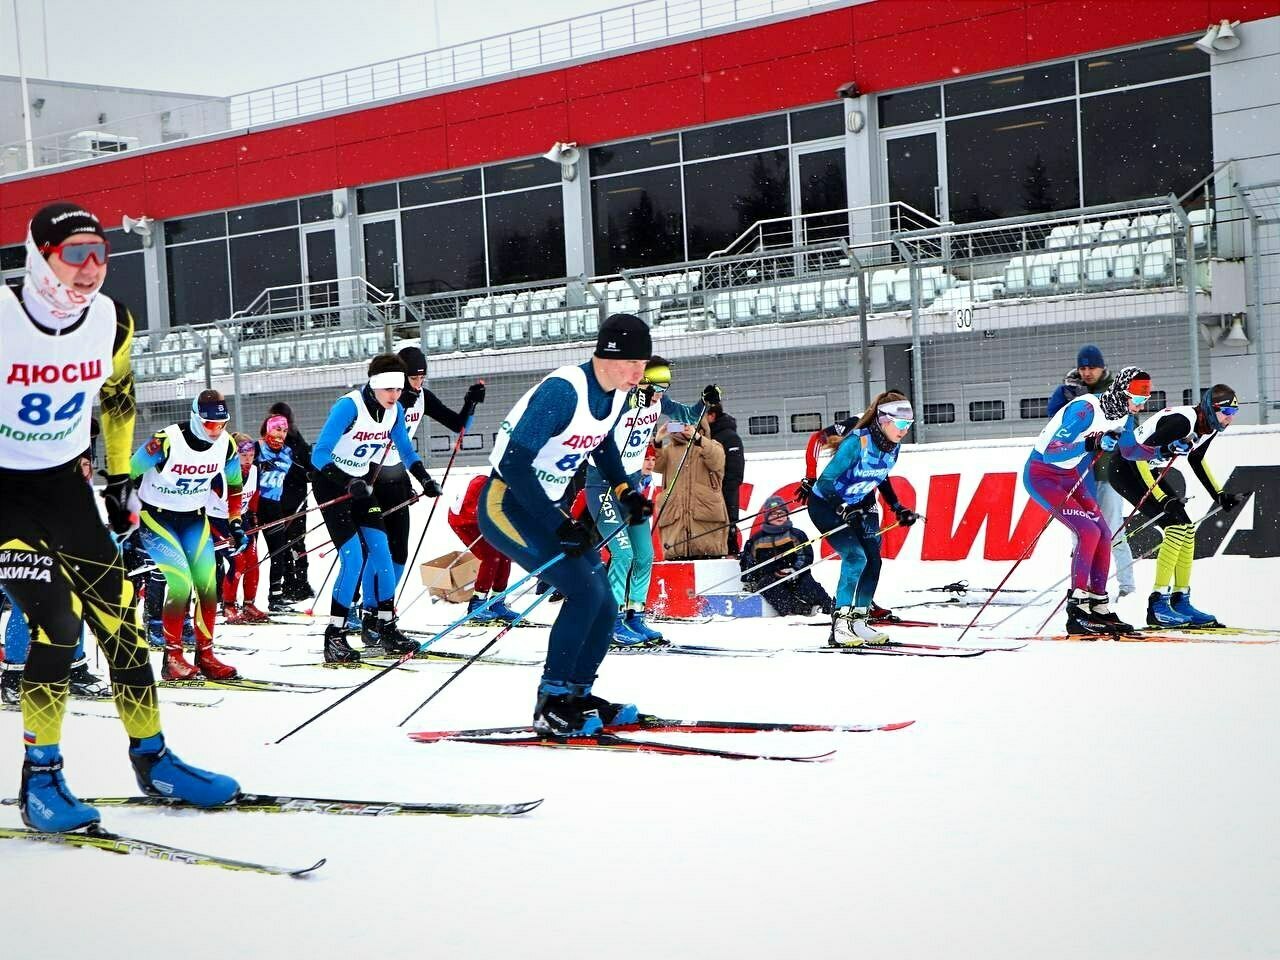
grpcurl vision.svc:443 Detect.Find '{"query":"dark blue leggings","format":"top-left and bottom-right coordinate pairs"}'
top-left (477, 477), bottom-right (615, 689)
top-left (808, 495), bottom-right (882, 609)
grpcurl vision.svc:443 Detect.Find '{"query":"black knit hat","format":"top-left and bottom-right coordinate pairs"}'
top-left (594, 313), bottom-right (651, 361)
top-left (398, 346), bottom-right (427, 376)
top-left (30, 202), bottom-right (105, 252)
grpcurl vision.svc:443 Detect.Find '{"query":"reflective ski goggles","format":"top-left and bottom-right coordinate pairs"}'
top-left (883, 417), bottom-right (914, 431)
top-left (1216, 403), bottom-right (1239, 416)
top-left (40, 239), bottom-right (109, 266)
top-left (640, 380), bottom-right (670, 394)
top-left (1126, 390), bottom-right (1151, 406)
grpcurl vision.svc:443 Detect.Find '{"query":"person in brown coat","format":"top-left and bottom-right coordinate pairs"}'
top-left (654, 418), bottom-right (729, 559)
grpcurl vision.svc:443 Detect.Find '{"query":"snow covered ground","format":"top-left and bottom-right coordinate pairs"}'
top-left (2, 543), bottom-right (1277, 960)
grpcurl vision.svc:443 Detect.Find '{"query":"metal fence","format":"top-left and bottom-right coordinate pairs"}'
top-left (1238, 181), bottom-right (1280, 425)
top-left (130, 192), bottom-right (1245, 468)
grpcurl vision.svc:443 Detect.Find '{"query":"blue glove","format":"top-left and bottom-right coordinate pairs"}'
top-left (228, 518), bottom-right (248, 556)
top-left (1161, 439), bottom-right (1193, 457)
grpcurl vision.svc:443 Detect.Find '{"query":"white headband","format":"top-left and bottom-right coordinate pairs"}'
top-left (878, 399), bottom-right (914, 421)
top-left (369, 372), bottom-right (405, 390)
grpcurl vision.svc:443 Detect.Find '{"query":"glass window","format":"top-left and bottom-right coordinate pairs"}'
top-left (165, 212), bottom-right (225, 244)
top-left (1081, 77), bottom-right (1210, 206)
top-left (104, 228), bottom-right (142, 255)
top-left (591, 167), bottom-right (685, 274)
top-left (1, 245), bottom-right (24, 271)
top-left (1019, 397), bottom-right (1049, 419)
top-left (969, 400), bottom-right (1005, 422)
top-left (790, 104), bottom-right (845, 142)
top-left (401, 200), bottom-right (487, 295)
top-left (878, 87), bottom-right (941, 128)
top-left (683, 149), bottom-right (789, 259)
top-left (1182, 388), bottom-right (1195, 406)
top-left (485, 158), bottom-right (559, 192)
top-left (462, 433), bottom-right (485, 451)
top-left (357, 183), bottom-right (399, 214)
top-left (747, 415), bottom-right (779, 435)
top-left (401, 168), bottom-right (481, 207)
top-left (886, 133), bottom-right (940, 218)
top-left (589, 135), bottom-right (680, 177)
top-left (430, 436), bottom-right (451, 454)
top-left (790, 412), bottom-right (822, 432)
top-left (923, 402), bottom-right (955, 424)
top-left (833, 409), bottom-right (849, 422)
top-left (228, 200), bottom-right (298, 235)
top-left (101, 253), bottom-right (148, 329)
top-left (299, 195), bottom-right (334, 223)
top-left (1148, 390), bottom-right (1167, 410)
top-left (229, 230), bottom-right (301, 311)
top-left (166, 240), bottom-right (230, 325)
top-left (1079, 40), bottom-right (1209, 94)
top-left (947, 102), bottom-right (1079, 223)
top-left (682, 116), bottom-right (788, 161)
top-left (485, 187), bottom-right (565, 285)
top-left (945, 64), bottom-right (1074, 116)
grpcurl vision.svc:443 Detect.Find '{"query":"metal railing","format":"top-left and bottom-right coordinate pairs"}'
top-left (1, 0), bottom-right (848, 178)
top-left (708, 201), bottom-right (938, 258)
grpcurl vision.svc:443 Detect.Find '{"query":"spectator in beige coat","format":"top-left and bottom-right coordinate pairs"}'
top-left (653, 418), bottom-right (728, 559)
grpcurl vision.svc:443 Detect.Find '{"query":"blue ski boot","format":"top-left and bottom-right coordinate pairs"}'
top-left (467, 594), bottom-right (498, 624)
top-left (1170, 589), bottom-right (1219, 627)
top-left (345, 607), bottom-right (364, 632)
top-left (20, 744), bottom-right (100, 832)
top-left (1147, 590), bottom-right (1191, 628)
top-left (532, 682), bottom-right (603, 738)
top-left (485, 598), bottom-right (521, 625)
top-left (129, 733), bottom-right (239, 807)
top-left (574, 682), bottom-right (639, 727)
top-left (145, 617), bottom-right (165, 649)
top-left (610, 612), bottom-right (651, 647)
top-left (626, 609), bottom-right (666, 644)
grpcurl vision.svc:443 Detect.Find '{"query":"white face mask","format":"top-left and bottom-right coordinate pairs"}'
top-left (22, 230), bottom-right (100, 328)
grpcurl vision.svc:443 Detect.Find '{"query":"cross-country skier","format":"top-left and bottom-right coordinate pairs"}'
top-left (0, 201), bottom-right (237, 832)
top-left (448, 473), bottom-right (518, 624)
top-left (479, 313), bottom-right (653, 737)
top-left (1024, 365), bottom-right (1156, 635)
top-left (359, 345), bottom-right (484, 644)
top-left (132, 390), bottom-right (247, 680)
top-left (311, 354), bottom-right (441, 662)
top-left (585, 355), bottom-right (712, 647)
top-left (804, 391), bottom-right (919, 646)
top-left (254, 404), bottom-right (312, 611)
top-left (1107, 384), bottom-right (1242, 628)
top-left (213, 433), bottom-right (267, 623)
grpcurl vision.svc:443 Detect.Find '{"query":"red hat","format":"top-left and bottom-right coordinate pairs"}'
top-left (645, 444), bottom-right (657, 459)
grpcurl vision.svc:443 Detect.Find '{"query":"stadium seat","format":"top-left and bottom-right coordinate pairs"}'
top-left (1085, 246), bottom-right (1116, 287)
top-left (753, 292), bottom-right (776, 321)
top-left (1129, 215), bottom-right (1159, 241)
top-left (1189, 208), bottom-right (1214, 249)
top-left (456, 323), bottom-right (473, 349)
top-left (545, 312), bottom-right (565, 338)
top-left (1045, 225), bottom-right (1076, 250)
top-left (1056, 250), bottom-right (1083, 289)
top-left (1003, 256), bottom-right (1032, 294)
top-left (1112, 243), bottom-right (1142, 286)
top-left (1141, 238), bottom-right (1174, 283)
top-left (437, 324), bottom-right (456, 351)
top-left (1028, 253), bottom-right (1056, 291)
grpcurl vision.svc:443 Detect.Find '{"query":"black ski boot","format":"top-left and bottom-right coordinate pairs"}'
top-left (323, 625), bottom-right (360, 663)
top-left (1087, 593), bottom-right (1132, 632)
top-left (1065, 590), bottom-right (1119, 636)
top-left (360, 611), bottom-right (383, 650)
top-left (377, 617), bottom-right (419, 656)
top-left (68, 658), bottom-right (111, 699)
top-left (532, 692), bottom-right (603, 738)
top-left (0, 664), bottom-right (21, 706)
top-left (267, 589), bottom-right (291, 615)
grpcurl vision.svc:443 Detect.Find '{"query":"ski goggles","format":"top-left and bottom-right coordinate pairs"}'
top-left (1126, 390), bottom-right (1152, 407)
top-left (1124, 378), bottom-right (1153, 406)
top-left (1215, 403), bottom-right (1239, 416)
top-left (40, 239), bottom-right (109, 266)
top-left (884, 417), bottom-right (914, 431)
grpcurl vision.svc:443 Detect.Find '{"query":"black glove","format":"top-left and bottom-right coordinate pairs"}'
top-left (617, 486), bottom-right (654, 525)
top-left (1159, 495), bottom-right (1187, 517)
top-left (556, 517), bottom-right (595, 558)
top-left (100, 473), bottom-right (140, 536)
top-left (347, 477), bottom-right (372, 501)
top-left (228, 518), bottom-right (249, 556)
top-left (464, 381), bottom-right (486, 408)
top-left (1083, 432), bottom-right (1118, 453)
top-left (410, 462), bottom-right (441, 498)
top-left (795, 477), bottom-right (815, 504)
top-left (1216, 490), bottom-right (1244, 511)
top-left (892, 504), bottom-right (920, 528)
top-left (701, 384), bottom-right (721, 406)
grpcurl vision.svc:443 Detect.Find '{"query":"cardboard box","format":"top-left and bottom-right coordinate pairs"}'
top-left (420, 551), bottom-right (480, 603)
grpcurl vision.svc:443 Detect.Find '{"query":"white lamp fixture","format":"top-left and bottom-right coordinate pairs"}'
top-left (121, 214), bottom-right (154, 247)
top-left (1195, 20), bottom-right (1242, 54)
top-left (542, 141), bottom-right (580, 182)
top-left (1224, 314), bottom-right (1249, 346)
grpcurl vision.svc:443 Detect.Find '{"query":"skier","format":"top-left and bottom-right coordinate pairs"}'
top-left (1047, 344), bottom-right (1136, 597)
top-left (585, 354), bottom-right (713, 647)
top-left (311, 354), bottom-right (442, 662)
top-left (1107, 384), bottom-right (1243, 627)
top-left (448, 472), bottom-right (518, 625)
top-left (479, 313), bottom-right (653, 737)
top-left (360, 345), bottom-right (484, 641)
top-left (132, 390), bottom-right (248, 680)
top-left (214, 433), bottom-right (267, 624)
top-left (740, 495), bottom-right (834, 616)
top-left (797, 410), bottom-right (913, 623)
top-left (254, 406), bottom-right (311, 610)
top-left (0, 201), bottom-right (236, 832)
top-left (804, 391), bottom-right (919, 646)
top-left (1023, 365), bottom-right (1156, 635)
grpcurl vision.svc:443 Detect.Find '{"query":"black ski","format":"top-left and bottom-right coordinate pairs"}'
top-left (1, 793), bottom-right (542, 818)
top-left (410, 716), bottom-right (913, 741)
top-left (0, 824), bottom-right (323, 877)
top-left (442, 732), bottom-right (834, 762)
top-left (796, 643), bottom-right (985, 658)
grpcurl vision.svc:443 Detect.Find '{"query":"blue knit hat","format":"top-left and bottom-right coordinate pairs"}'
top-left (1077, 344), bottom-right (1105, 368)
